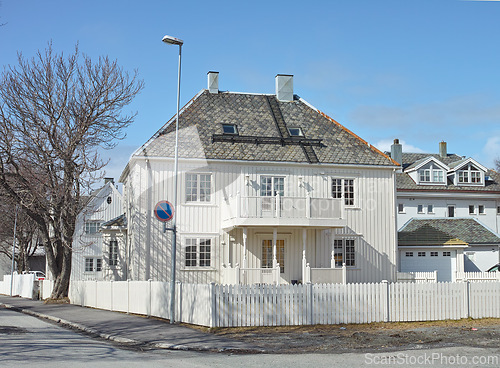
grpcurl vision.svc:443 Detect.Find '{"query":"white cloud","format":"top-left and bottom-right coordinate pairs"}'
top-left (375, 139), bottom-right (425, 154)
top-left (481, 135), bottom-right (500, 169)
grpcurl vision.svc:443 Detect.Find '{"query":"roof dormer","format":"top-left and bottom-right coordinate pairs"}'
top-left (404, 156), bottom-right (449, 186)
top-left (448, 158), bottom-right (488, 186)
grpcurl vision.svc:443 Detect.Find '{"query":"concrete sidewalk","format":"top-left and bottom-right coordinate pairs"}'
top-left (0, 295), bottom-right (261, 353)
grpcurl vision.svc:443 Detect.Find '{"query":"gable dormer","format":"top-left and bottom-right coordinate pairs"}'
top-left (448, 158), bottom-right (488, 186)
top-left (405, 156), bottom-right (449, 186)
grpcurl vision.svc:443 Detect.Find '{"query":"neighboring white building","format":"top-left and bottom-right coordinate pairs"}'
top-left (71, 178), bottom-right (125, 281)
top-left (389, 140), bottom-right (500, 281)
top-left (118, 72), bottom-right (399, 285)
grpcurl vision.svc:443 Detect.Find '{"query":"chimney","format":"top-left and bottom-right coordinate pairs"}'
top-left (104, 177), bottom-right (114, 185)
top-left (275, 74), bottom-right (293, 101)
top-left (391, 139), bottom-right (403, 165)
top-left (439, 141), bottom-right (447, 158)
top-left (207, 71), bottom-right (219, 94)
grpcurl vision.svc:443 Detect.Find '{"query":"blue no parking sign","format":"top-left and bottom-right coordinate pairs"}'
top-left (154, 200), bottom-right (174, 222)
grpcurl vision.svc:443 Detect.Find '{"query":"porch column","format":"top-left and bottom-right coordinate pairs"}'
top-left (242, 227), bottom-right (247, 269)
top-left (272, 227), bottom-right (278, 268)
top-left (330, 230), bottom-right (336, 268)
top-left (302, 228), bottom-right (308, 283)
top-left (456, 248), bottom-right (464, 275)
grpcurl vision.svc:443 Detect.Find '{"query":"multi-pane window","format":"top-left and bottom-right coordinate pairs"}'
top-left (184, 238), bottom-right (211, 268)
top-left (431, 252), bottom-right (438, 257)
top-left (405, 252), bottom-right (413, 257)
top-left (418, 252), bottom-right (426, 257)
top-left (260, 176), bottom-right (285, 197)
top-left (443, 251), bottom-right (451, 257)
top-left (479, 205), bottom-right (485, 214)
top-left (85, 257), bottom-right (102, 272)
top-left (185, 174), bottom-right (211, 202)
top-left (419, 169), bottom-right (431, 182)
top-left (262, 239), bottom-right (285, 273)
top-left (331, 178), bottom-right (355, 206)
top-left (469, 205), bottom-right (475, 214)
top-left (333, 239), bottom-right (355, 267)
top-left (458, 165), bottom-right (482, 184)
top-left (109, 240), bottom-right (118, 266)
top-left (417, 205), bottom-right (424, 213)
top-left (433, 170), bottom-right (444, 183)
top-left (427, 205), bottom-right (434, 213)
top-left (84, 221), bottom-right (101, 235)
top-left (398, 203), bottom-right (404, 213)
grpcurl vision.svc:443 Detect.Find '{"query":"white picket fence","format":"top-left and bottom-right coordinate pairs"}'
top-left (0, 273), bottom-right (36, 299)
top-left (455, 271), bottom-right (500, 282)
top-left (40, 279), bottom-right (500, 328)
top-left (397, 271), bottom-right (438, 283)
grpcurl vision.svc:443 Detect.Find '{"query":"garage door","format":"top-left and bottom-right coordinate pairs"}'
top-left (400, 249), bottom-right (456, 282)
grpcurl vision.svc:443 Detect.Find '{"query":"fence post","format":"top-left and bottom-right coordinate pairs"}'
top-left (382, 280), bottom-right (390, 322)
top-left (307, 282), bottom-right (313, 325)
top-left (110, 280), bottom-right (113, 312)
top-left (148, 279), bottom-right (152, 317)
top-left (127, 279), bottom-right (130, 314)
top-left (342, 263), bottom-right (347, 285)
top-left (95, 279), bottom-right (98, 308)
top-left (433, 270), bottom-right (438, 283)
top-left (176, 281), bottom-right (182, 323)
top-left (235, 264), bottom-right (240, 285)
top-left (210, 282), bottom-right (217, 328)
top-left (463, 280), bottom-right (470, 319)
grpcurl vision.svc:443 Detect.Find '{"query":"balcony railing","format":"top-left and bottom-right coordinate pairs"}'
top-left (223, 194), bottom-right (342, 223)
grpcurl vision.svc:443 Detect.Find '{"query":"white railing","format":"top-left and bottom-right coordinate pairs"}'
top-left (455, 271), bottom-right (500, 282)
top-left (397, 271), bottom-right (438, 283)
top-left (304, 263), bottom-right (346, 284)
top-left (224, 194), bottom-right (342, 220)
top-left (42, 280), bottom-right (500, 327)
top-left (222, 263), bottom-right (280, 285)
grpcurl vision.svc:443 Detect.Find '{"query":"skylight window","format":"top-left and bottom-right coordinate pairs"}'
top-left (222, 124), bottom-right (238, 135)
top-left (288, 127), bottom-right (304, 137)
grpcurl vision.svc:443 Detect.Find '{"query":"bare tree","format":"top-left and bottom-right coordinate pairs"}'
top-left (0, 200), bottom-right (41, 273)
top-left (496, 158), bottom-right (500, 172)
top-left (0, 43), bottom-right (143, 299)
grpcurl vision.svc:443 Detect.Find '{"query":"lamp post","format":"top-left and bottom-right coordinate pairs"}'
top-left (10, 205), bottom-right (19, 296)
top-left (162, 34), bottom-right (183, 324)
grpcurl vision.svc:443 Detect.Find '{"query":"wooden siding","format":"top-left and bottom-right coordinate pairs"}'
top-left (123, 159), bottom-right (397, 284)
top-left (71, 183), bottom-right (124, 281)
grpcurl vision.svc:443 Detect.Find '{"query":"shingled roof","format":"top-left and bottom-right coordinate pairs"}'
top-left (395, 152), bottom-right (500, 193)
top-left (135, 90), bottom-right (396, 167)
top-left (399, 218), bottom-right (500, 246)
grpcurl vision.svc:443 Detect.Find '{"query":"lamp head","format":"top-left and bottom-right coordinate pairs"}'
top-left (162, 35), bottom-right (184, 46)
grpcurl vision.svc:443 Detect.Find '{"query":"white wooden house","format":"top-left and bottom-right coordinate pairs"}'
top-left (389, 140), bottom-right (500, 281)
top-left (71, 179), bottom-right (125, 281)
top-left (119, 73), bottom-right (399, 285)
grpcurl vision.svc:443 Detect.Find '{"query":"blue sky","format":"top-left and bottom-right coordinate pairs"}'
top-left (1, 0), bottom-right (500, 184)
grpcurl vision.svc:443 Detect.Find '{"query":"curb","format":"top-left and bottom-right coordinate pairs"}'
top-left (1, 302), bottom-right (262, 353)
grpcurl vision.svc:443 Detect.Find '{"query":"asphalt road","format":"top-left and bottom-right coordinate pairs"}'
top-left (1, 306), bottom-right (500, 367)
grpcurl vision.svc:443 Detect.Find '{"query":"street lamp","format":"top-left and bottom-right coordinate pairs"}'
top-left (162, 34), bottom-right (183, 324)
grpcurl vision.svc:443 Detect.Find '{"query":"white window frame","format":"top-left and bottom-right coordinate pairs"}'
top-left (183, 238), bottom-right (213, 269)
top-left (185, 173), bottom-right (212, 203)
top-left (259, 175), bottom-right (285, 197)
top-left (333, 238), bottom-right (356, 267)
top-left (427, 204), bottom-right (434, 214)
top-left (109, 240), bottom-right (119, 267)
top-left (85, 257), bottom-right (102, 273)
top-left (417, 204), bottom-right (424, 214)
top-left (331, 177), bottom-right (356, 207)
top-left (457, 164), bottom-right (483, 185)
top-left (469, 205), bottom-right (475, 215)
top-left (398, 203), bottom-right (405, 213)
top-left (222, 124), bottom-right (238, 135)
top-left (84, 221), bottom-right (102, 235)
top-left (478, 204), bottom-right (485, 215)
top-left (417, 163), bottom-right (445, 184)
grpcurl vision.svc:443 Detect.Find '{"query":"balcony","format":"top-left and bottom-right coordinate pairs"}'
top-left (221, 194), bottom-right (346, 230)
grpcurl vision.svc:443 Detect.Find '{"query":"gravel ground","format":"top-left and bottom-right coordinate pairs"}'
top-left (210, 318), bottom-right (500, 354)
